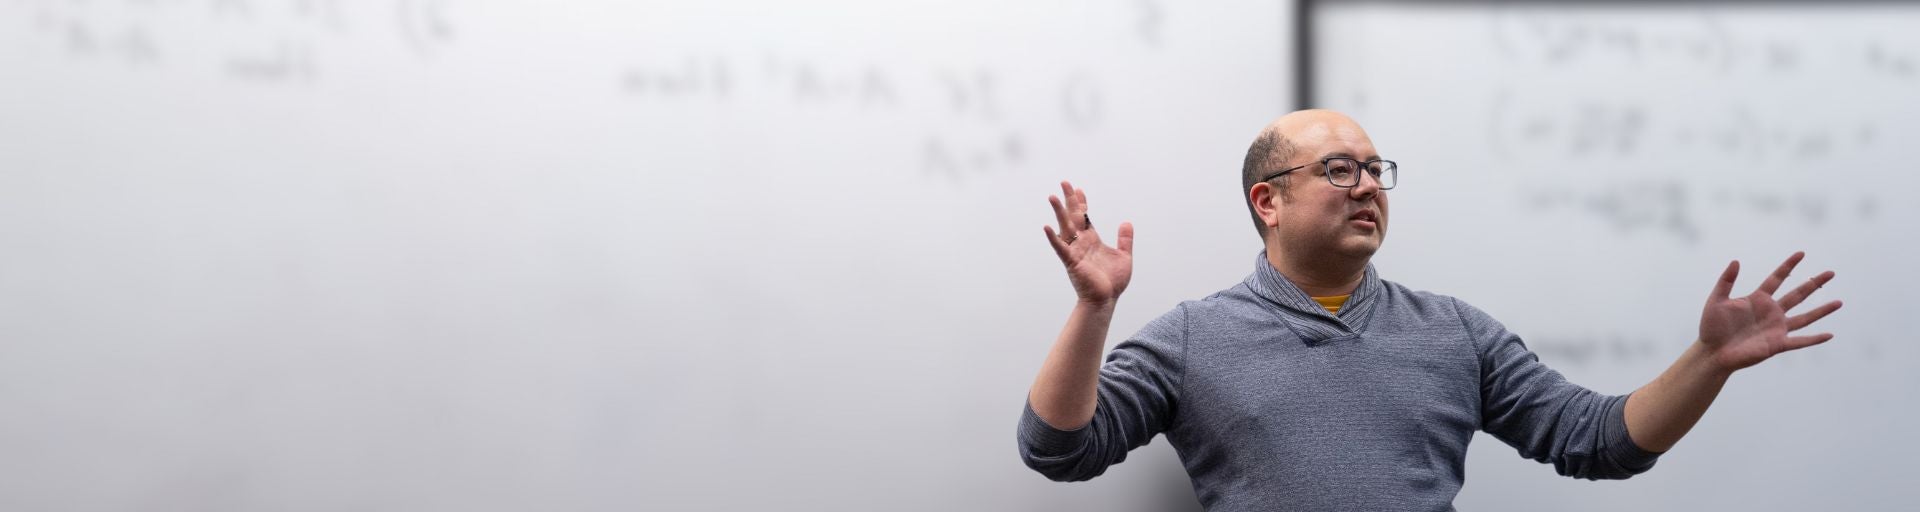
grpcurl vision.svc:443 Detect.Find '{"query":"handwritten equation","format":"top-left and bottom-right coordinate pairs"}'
top-left (1518, 179), bottom-right (1878, 243)
top-left (1490, 10), bottom-right (1917, 79)
top-left (1490, 96), bottom-right (1878, 162)
top-left (618, 52), bottom-right (1106, 182)
top-left (12, 0), bottom-right (455, 83)
top-left (1475, 11), bottom-right (1917, 243)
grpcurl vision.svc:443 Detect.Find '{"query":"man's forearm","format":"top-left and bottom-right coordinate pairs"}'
top-left (1027, 300), bottom-right (1118, 430)
top-left (1624, 340), bottom-right (1735, 453)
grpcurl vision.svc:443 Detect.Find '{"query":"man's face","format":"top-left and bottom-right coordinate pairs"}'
top-left (1265, 116), bottom-right (1390, 262)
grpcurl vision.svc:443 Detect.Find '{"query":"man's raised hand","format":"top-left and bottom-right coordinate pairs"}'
top-left (1698, 251), bottom-right (1845, 373)
top-left (1043, 181), bottom-right (1135, 306)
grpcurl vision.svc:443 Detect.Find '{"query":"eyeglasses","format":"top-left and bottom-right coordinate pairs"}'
top-left (1261, 157), bottom-right (1398, 190)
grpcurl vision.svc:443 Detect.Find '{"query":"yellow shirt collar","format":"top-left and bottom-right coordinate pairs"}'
top-left (1311, 295), bottom-right (1351, 314)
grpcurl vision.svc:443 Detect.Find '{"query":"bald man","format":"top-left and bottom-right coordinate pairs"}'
top-left (1017, 110), bottom-right (1844, 510)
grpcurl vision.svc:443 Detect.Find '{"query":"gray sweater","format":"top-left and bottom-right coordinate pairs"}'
top-left (1017, 252), bottom-right (1661, 511)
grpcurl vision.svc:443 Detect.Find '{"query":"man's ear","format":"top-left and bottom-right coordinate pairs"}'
top-left (1249, 182), bottom-right (1281, 231)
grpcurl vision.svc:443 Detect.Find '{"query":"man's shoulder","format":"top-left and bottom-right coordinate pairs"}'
top-left (1376, 278), bottom-right (1465, 314)
top-left (1158, 280), bottom-right (1294, 330)
top-left (1181, 279), bottom-right (1262, 314)
top-left (1375, 278), bottom-right (1512, 338)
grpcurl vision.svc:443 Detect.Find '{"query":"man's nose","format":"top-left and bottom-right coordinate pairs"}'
top-left (1348, 172), bottom-right (1381, 199)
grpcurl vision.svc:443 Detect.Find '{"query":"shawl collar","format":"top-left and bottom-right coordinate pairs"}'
top-left (1242, 250), bottom-right (1385, 345)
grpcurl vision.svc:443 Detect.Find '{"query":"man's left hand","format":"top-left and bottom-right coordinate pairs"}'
top-left (1698, 251), bottom-right (1844, 374)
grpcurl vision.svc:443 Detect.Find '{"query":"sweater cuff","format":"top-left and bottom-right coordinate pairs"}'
top-left (1020, 401), bottom-right (1090, 458)
top-left (1603, 393), bottom-right (1664, 472)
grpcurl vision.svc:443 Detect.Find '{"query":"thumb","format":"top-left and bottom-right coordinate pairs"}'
top-left (1709, 260), bottom-right (1739, 302)
top-left (1117, 222), bottom-right (1134, 254)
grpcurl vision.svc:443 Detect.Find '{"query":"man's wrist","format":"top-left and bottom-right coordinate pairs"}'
top-left (1685, 340), bottom-right (1739, 380)
top-left (1075, 297), bottom-right (1119, 313)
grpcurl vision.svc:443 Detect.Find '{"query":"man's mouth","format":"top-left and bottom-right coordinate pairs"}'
top-left (1349, 209), bottom-right (1378, 228)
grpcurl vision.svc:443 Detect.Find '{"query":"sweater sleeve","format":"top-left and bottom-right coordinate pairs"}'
top-left (1016, 303), bottom-right (1188, 482)
top-left (1453, 298), bottom-right (1663, 480)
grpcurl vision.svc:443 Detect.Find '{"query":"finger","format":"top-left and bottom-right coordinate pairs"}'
top-left (1776, 270), bottom-right (1835, 311)
top-left (1042, 225), bottom-right (1071, 263)
top-left (1060, 181), bottom-right (1080, 215)
top-left (1756, 251), bottom-right (1805, 296)
top-left (1117, 221), bottom-right (1134, 255)
top-left (1787, 300), bottom-right (1844, 331)
top-left (1075, 186), bottom-right (1099, 234)
top-left (1079, 185), bottom-right (1099, 231)
top-left (1783, 332), bottom-right (1835, 352)
top-left (1049, 195), bottom-right (1074, 239)
top-left (1709, 260), bottom-right (1739, 301)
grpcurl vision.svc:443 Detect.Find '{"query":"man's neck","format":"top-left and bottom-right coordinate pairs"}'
top-left (1265, 245), bottom-right (1367, 298)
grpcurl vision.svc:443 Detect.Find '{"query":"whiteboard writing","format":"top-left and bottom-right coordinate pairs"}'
top-left (12, 0), bottom-right (455, 84)
top-left (617, 51), bottom-right (1107, 182)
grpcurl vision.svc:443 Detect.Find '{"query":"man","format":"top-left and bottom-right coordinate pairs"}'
top-left (1016, 109), bottom-right (1844, 510)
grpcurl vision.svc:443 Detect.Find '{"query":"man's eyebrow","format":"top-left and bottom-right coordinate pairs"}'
top-left (1318, 151), bottom-right (1382, 161)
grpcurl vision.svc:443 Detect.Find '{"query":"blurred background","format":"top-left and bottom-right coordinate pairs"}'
top-left (1, 1), bottom-right (1914, 510)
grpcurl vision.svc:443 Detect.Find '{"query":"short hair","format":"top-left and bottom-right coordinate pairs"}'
top-left (1240, 128), bottom-right (1297, 240)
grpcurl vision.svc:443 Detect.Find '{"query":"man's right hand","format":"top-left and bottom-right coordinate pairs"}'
top-left (1044, 181), bottom-right (1135, 306)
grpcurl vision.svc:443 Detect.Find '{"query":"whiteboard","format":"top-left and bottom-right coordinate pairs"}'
top-left (0, 1), bottom-right (1290, 510)
top-left (1307, 1), bottom-right (1919, 510)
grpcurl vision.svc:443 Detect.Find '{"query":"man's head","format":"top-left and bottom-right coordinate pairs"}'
top-left (1240, 109), bottom-right (1390, 264)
